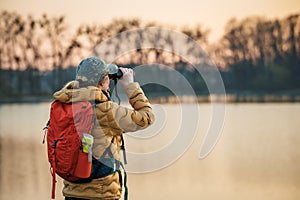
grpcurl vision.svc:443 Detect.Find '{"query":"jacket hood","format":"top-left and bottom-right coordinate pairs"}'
top-left (53, 81), bottom-right (109, 103)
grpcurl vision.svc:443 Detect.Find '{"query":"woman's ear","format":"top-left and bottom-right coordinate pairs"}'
top-left (97, 82), bottom-right (103, 88)
top-left (97, 76), bottom-right (109, 88)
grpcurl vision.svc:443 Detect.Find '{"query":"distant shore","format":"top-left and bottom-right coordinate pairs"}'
top-left (0, 96), bottom-right (52, 104)
top-left (1, 93), bottom-right (300, 104)
top-left (150, 93), bottom-right (300, 104)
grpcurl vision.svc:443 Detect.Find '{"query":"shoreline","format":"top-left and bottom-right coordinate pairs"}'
top-left (150, 93), bottom-right (300, 104)
top-left (1, 93), bottom-right (300, 104)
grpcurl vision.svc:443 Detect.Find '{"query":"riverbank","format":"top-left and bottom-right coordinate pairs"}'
top-left (149, 93), bottom-right (300, 104)
top-left (0, 96), bottom-right (52, 104)
top-left (1, 93), bottom-right (300, 104)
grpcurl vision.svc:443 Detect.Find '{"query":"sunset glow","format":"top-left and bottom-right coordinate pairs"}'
top-left (1, 0), bottom-right (299, 41)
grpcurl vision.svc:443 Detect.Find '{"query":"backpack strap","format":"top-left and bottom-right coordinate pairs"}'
top-left (118, 162), bottom-right (128, 200)
top-left (51, 140), bottom-right (58, 199)
top-left (51, 165), bottom-right (57, 199)
top-left (93, 96), bottom-right (128, 199)
top-left (111, 136), bottom-right (128, 200)
top-left (100, 137), bottom-right (115, 160)
top-left (42, 120), bottom-right (50, 144)
top-left (120, 135), bottom-right (127, 164)
top-left (42, 121), bottom-right (57, 199)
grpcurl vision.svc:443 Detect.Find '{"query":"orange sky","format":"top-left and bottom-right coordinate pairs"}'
top-left (1, 0), bottom-right (300, 41)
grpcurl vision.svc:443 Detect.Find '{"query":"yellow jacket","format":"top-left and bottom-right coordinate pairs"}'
top-left (52, 81), bottom-right (154, 199)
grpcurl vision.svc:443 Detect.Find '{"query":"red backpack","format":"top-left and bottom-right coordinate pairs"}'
top-left (44, 100), bottom-right (95, 199)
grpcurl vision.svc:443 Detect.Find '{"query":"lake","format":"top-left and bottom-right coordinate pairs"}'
top-left (0, 102), bottom-right (299, 200)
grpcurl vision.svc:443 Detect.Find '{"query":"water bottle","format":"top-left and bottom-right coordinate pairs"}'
top-left (74, 133), bottom-right (94, 178)
top-left (82, 133), bottom-right (94, 162)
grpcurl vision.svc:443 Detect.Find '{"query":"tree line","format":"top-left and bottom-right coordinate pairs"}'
top-left (0, 10), bottom-right (299, 100)
top-left (213, 15), bottom-right (300, 91)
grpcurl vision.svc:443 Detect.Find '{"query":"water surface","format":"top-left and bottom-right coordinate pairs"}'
top-left (0, 103), bottom-right (299, 200)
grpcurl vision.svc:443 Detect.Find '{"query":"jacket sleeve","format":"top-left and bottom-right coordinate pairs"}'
top-left (111, 82), bottom-right (155, 133)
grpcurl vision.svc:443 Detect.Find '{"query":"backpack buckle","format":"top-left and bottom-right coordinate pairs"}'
top-left (52, 140), bottom-right (58, 148)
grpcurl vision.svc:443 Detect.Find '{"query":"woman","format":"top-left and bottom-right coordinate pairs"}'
top-left (52, 57), bottom-right (155, 200)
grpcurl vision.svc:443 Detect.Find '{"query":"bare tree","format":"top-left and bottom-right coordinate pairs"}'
top-left (39, 14), bottom-right (69, 89)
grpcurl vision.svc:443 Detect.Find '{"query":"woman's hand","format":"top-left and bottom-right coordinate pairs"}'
top-left (119, 68), bottom-right (134, 87)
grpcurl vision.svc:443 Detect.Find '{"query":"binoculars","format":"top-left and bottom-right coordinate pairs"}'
top-left (108, 64), bottom-right (123, 80)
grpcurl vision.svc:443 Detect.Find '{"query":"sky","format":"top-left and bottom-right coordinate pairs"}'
top-left (1, 0), bottom-right (300, 41)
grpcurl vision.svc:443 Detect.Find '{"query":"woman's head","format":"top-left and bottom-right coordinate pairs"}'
top-left (75, 57), bottom-right (109, 88)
